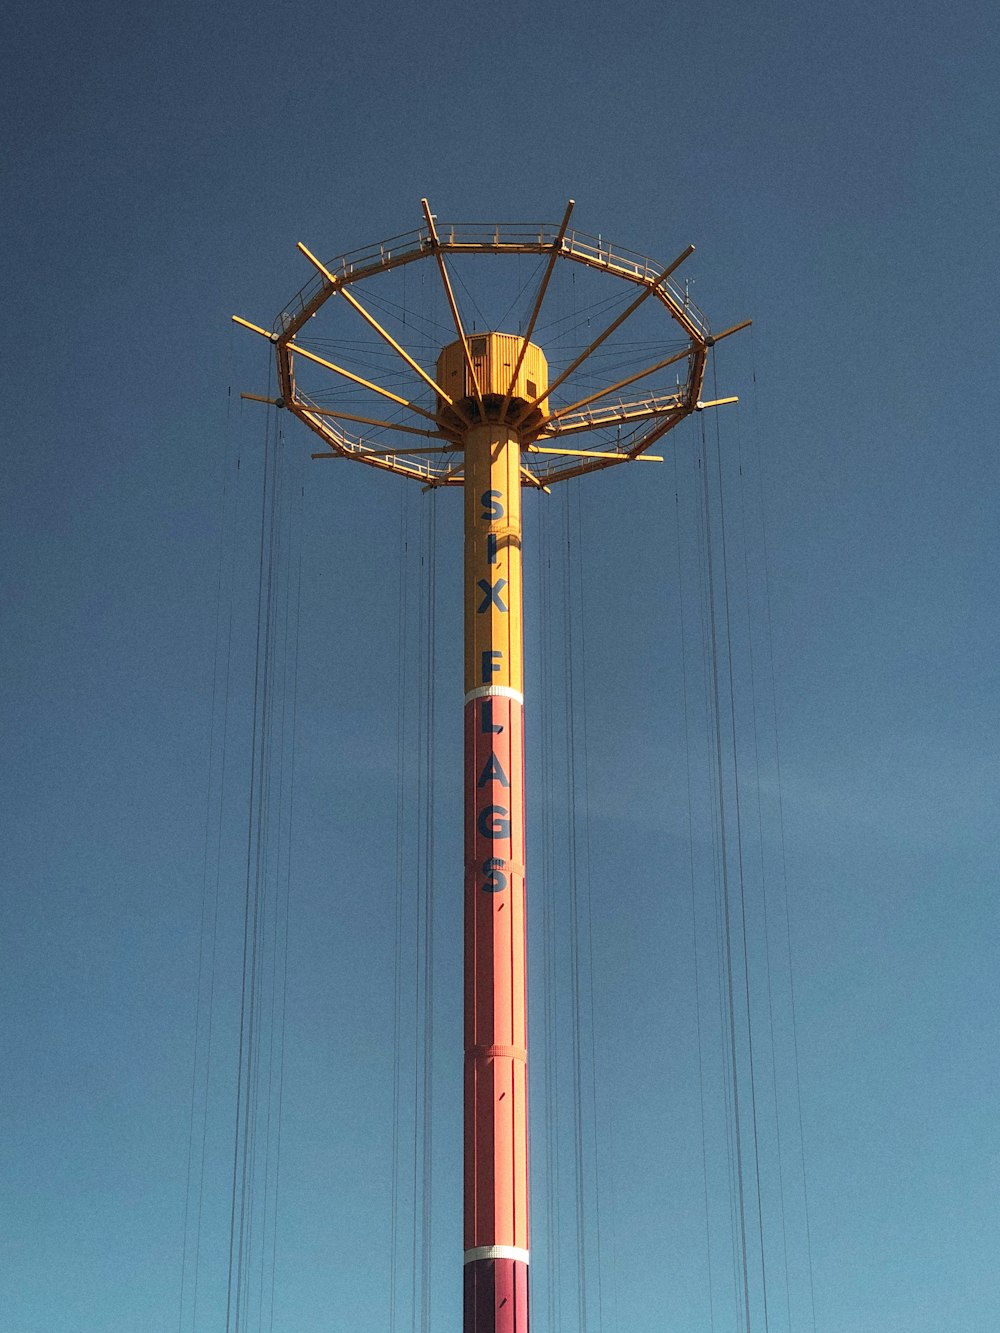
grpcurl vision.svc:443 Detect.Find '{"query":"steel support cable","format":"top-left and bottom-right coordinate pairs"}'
top-left (245, 425), bottom-right (287, 1324)
top-left (252, 434), bottom-right (286, 1326)
top-left (409, 510), bottom-right (423, 1333)
top-left (225, 406), bottom-right (275, 1333)
top-left (560, 485), bottom-right (589, 1333)
top-left (388, 231), bottom-right (413, 1333)
top-left (672, 445), bottom-right (717, 1333)
top-left (175, 430), bottom-right (223, 1328)
top-left (179, 366), bottom-right (243, 1332)
top-left (299, 365), bottom-right (421, 398)
top-left (225, 414), bottom-right (268, 1332)
top-left (707, 392), bottom-right (772, 1333)
top-left (572, 486), bottom-right (607, 1333)
top-left (390, 300), bottom-right (417, 1333)
top-left (390, 486), bottom-right (411, 1333)
top-left (240, 422), bottom-right (282, 1329)
top-left (704, 447), bottom-right (750, 1333)
top-left (716, 502), bottom-right (749, 1333)
top-left (698, 411), bottom-right (756, 1333)
top-left (227, 408), bottom-right (284, 1332)
top-left (692, 428), bottom-right (742, 1322)
top-left (725, 366), bottom-right (794, 1332)
top-left (195, 405), bottom-right (246, 1329)
top-left (533, 494), bottom-right (545, 1332)
top-left (537, 500), bottom-right (562, 1333)
top-left (550, 341), bottom-right (681, 379)
top-left (534, 288), bottom-right (631, 346)
top-left (266, 531), bottom-right (302, 1333)
top-left (450, 260), bottom-right (489, 332)
top-left (691, 437), bottom-right (743, 1324)
top-left (410, 496), bottom-right (435, 1333)
top-left (543, 496), bottom-right (563, 1333)
top-left (348, 282), bottom-right (455, 342)
top-left (302, 340), bottom-right (421, 370)
top-left (697, 401), bottom-right (743, 1332)
top-left (258, 454), bottom-right (299, 1329)
top-left (746, 331), bottom-right (818, 1333)
top-left (241, 454), bottom-right (273, 1320)
top-left (267, 446), bottom-right (296, 1330)
top-left (496, 255), bottom-right (546, 335)
top-left (420, 491), bottom-right (437, 1333)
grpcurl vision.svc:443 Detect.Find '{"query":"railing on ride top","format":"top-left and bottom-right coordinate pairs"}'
top-left (543, 389), bottom-right (688, 435)
top-left (273, 221), bottom-right (711, 340)
top-left (289, 384), bottom-right (688, 485)
top-left (290, 389), bottom-right (441, 480)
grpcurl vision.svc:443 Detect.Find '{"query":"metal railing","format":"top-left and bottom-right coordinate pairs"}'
top-left (274, 220), bottom-right (711, 340)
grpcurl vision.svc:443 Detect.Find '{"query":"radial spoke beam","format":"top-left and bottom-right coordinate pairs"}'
top-left (285, 340), bottom-right (442, 425)
top-left (311, 444), bottom-right (457, 458)
top-left (297, 241), bottom-right (470, 424)
top-left (526, 444), bottom-right (663, 460)
top-left (539, 399), bottom-right (685, 439)
top-left (708, 318), bottom-right (753, 345)
top-left (500, 199), bottom-right (575, 420)
top-left (513, 243), bottom-right (696, 425)
top-left (422, 198), bottom-right (486, 416)
top-left (542, 345), bottom-right (693, 423)
top-left (241, 391), bottom-right (449, 439)
top-left (421, 461), bottom-right (465, 490)
top-left (291, 403), bottom-right (451, 438)
top-left (245, 213), bottom-right (736, 490)
top-left (520, 464), bottom-right (550, 491)
top-left (232, 314), bottom-right (276, 341)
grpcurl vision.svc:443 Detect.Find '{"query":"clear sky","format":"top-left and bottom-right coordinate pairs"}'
top-left (2, 2), bottom-right (997, 1331)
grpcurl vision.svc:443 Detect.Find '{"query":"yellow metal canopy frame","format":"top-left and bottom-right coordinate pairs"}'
top-left (234, 199), bottom-right (749, 486)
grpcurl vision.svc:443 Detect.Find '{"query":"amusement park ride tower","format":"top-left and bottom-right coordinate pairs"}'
top-left (235, 199), bottom-right (747, 1333)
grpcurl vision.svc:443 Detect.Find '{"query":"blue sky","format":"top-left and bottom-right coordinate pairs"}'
top-left (2, 2), bottom-right (997, 1331)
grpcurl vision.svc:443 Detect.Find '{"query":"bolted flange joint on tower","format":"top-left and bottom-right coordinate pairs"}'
top-left (234, 198), bottom-right (749, 1333)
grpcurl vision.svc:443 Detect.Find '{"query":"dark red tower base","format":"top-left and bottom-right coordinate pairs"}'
top-left (464, 1258), bottom-right (529, 1333)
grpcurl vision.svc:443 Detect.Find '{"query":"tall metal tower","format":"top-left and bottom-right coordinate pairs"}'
top-left (235, 199), bottom-right (747, 1333)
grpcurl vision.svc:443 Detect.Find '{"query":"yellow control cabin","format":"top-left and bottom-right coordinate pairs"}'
top-left (436, 332), bottom-right (548, 431)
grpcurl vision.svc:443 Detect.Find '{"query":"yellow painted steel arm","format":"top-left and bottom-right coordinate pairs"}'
top-left (300, 410), bottom-right (443, 482)
top-left (285, 341), bottom-right (442, 425)
top-left (708, 319), bottom-right (753, 345)
top-left (513, 243), bottom-right (696, 425)
top-left (422, 198), bottom-right (486, 416)
top-left (696, 396), bottom-right (739, 409)
top-left (294, 404), bottom-right (450, 437)
top-left (540, 393), bottom-right (686, 437)
top-left (526, 444), bottom-right (663, 460)
top-left (312, 444), bottom-right (457, 458)
top-left (519, 465), bottom-right (551, 492)
top-left (241, 390), bottom-right (454, 441)
top-left (421, 460), bottom-right (466, 490)
top-left (530, 412), bottom-right (688, 481)
top-left (232, 315), bottom-right (276, 340)
top-left (500, 199), bottom-right (575, 418)
top-left (297, 241), bottom-right (468, 419)
top-left (543, 345), bottom-right (693, 423)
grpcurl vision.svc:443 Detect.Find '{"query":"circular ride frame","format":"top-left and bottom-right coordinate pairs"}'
top-left (234, 200), bottom-right (747, 1333)
top-left (235, 199), bottom-right (747, 490)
